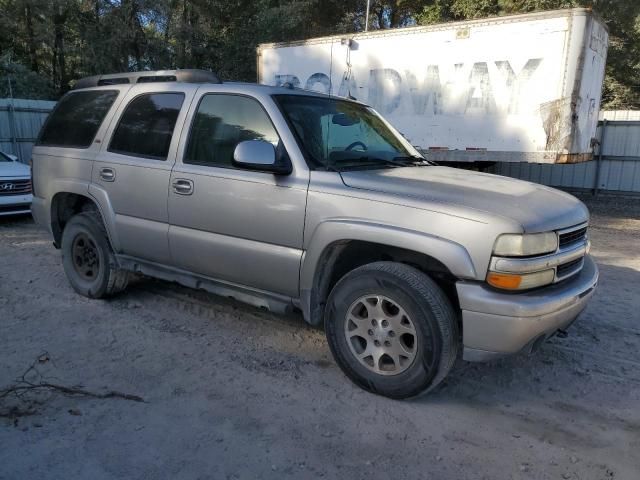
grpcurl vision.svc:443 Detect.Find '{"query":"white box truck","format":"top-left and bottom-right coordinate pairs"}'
top-left (257, 8), bottom-right (608, 164)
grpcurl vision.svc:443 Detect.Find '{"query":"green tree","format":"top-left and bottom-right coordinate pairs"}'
top-left (0, 0), bottom-right (637, 107)
top-left (0, 57), bottom-right (56, 99)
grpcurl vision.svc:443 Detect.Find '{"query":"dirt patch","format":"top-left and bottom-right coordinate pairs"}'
top-left (1, 195), bottom-right (639, 479)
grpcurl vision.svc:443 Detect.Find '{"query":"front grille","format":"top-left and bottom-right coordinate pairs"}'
top-left (0, 179), bottom-right (32, 196)
top-left (559, 226), bottom-right (587, 248)
top-left (557, 257), bottom-right (584, 279)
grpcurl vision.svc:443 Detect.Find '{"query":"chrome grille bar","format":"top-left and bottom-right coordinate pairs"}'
top-left (0, 179), bottom-right (32, 196)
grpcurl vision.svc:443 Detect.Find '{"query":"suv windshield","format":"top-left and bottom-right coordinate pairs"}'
top-left (0, 152), bottom-right (13, 162)
top-left (274, 94), bottom-right (428, 171)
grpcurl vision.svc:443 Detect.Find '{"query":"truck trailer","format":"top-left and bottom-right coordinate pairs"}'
top-left (257, 8), bottom-right (608, 164)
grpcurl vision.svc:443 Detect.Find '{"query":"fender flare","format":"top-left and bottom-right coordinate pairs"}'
top-left (47, 180), bottom-right (121, 252)
top-left (87, 183), bottom-right (121, 252)
top-left (299, 219), bottom-right (477, 325)
top-left (48, 179), bottom-right (92, 243)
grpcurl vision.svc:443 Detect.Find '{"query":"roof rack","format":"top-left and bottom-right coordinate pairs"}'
top-left (72, 69), bottom-right (221, 90)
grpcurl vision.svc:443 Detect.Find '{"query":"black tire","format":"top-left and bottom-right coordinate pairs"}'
top-left (324, 261), bottom-right (458, 399)
top-left (61, 211), bottom-right (129, 298)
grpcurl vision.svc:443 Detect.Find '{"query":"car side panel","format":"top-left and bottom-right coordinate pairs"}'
top-left (301, 171), bottom-right (521, 290)
top-left (167, 168), bottom-right (308, 296)
top-left (31, 85), bottom-right (131, 231)
top-left (298, 171), bottom-right (522, 322)
top-left (91, 84), bottom-right (198, 263)
top-left (91, 160), bottom-right (173, 261)
top-left (169, 222), bottom-right (303, 296)
top-left (167, 89), bottom-right (309, 297)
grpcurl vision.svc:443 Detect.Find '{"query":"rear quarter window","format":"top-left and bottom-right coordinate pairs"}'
top-left (37, 90), bottom-right (119, 148)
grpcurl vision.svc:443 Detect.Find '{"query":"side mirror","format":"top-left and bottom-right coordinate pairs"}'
top-left (232, 140), bottom-right (291, 175)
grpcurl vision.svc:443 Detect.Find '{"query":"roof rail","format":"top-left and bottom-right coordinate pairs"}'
top-left (72, 69), bottom-right (221, 90)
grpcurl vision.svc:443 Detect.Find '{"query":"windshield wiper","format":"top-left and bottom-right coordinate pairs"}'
top-left (346, 156), bottom-right (408, 169)
top-left (351, 156), bottom-right (432, 168)
top-left (392, 155), bottom-right (433, 166)
top-left (326, 155), bottom-right (432, 172)
top-left (325, 157), bottom-right (399, 171)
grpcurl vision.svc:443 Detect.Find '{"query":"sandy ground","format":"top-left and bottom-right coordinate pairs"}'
top-left (0, 194), bottom-right (639, 480)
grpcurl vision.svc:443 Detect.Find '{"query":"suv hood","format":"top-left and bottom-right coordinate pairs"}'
top-left (0, 160), bottom-right (30, 178)
top-left (340, 166), bottom-right (588, 232)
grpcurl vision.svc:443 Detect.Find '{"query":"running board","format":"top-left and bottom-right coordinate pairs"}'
top-left (115, 255), bottom-right (295, 315)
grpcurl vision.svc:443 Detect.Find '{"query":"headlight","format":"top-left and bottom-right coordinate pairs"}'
top-left (493, 232), bottom-right (558, 257)
top-left (486, 269), bottom-right (555, 291)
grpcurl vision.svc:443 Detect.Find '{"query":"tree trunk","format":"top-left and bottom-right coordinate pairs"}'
top-left (52, 3), bottom-right (67, 95)
top-left (376, 6), bottom-right (385, 29)
top-left (389, 1), bottom-right (399, 28)
top-left (126, 0), bottom-right (143, 69)
top-left (92, 0), bottom-right (101, 73)
top-left (189, 4), bottom-right (200, 68)
top-left (178, 0), bottom-right (188, 68)
top-left (163, 2), bottom-right (172, 68)
top-left (24, 3), bottom-right (38, 72)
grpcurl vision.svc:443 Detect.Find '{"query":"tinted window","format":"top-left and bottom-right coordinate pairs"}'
top-left (38, 90), bottom-right (118, 148)
top-left (185, 94), bottom-right (280, 168)
top-left (109, 93), bottom-right (184, 160)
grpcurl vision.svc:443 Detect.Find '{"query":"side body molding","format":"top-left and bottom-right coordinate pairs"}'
top-left (298, 219), bottom-right (477, 324)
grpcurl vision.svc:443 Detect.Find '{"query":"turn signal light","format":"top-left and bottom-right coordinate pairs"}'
top-left (486, 269), bottom-right (555, 291)
top-left (487, 272), bottom-right (523, 290)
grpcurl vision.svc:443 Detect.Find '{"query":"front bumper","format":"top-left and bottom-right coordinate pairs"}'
top-left (456, 255), bottom-right (598, 361)
top-left (0, 193), bottom-right (32, 216)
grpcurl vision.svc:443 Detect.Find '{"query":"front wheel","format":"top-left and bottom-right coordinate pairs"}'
top-left (61, 211), bottom-right (129, 298)
top-left (324, 262), bottom-right (459, 399)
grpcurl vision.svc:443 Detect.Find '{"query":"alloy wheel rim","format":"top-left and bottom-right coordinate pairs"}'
top-left (71, 232), bottom-right (100, 281)
top-left (344, 294), bottom-right (418, 376)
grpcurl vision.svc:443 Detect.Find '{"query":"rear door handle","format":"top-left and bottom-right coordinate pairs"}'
top-left (99, 167), bottom-right (116, 182)
top-left (172, 178), bottom-right (194, 195)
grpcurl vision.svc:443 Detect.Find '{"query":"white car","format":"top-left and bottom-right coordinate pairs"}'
top-left (0, 151), bottom-right (33, 216)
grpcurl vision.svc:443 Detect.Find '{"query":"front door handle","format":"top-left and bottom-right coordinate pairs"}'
top-left (99, 167), bottom-right (116, 182)
top-left (172, 178), bottom-right (194, 195)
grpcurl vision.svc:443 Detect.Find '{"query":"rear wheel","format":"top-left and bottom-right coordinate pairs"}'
top-left (324, 262), bottom-right (458, 399)
top-left (61, 212), bottom-right (129, 298)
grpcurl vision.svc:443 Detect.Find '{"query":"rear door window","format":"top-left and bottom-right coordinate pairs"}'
top-left (109, 92), bottom-right (185, 160)
top-left (37, 90), bottom-right (119, 148)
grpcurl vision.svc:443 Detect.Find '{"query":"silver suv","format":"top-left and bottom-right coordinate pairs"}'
top-left (31, 70), bottom-right (598, 398)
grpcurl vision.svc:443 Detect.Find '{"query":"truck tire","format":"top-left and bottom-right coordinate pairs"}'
top-left (61, 212), bottom-right (129, 298)
top-left (324, 261), bottom-right (458, 399)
